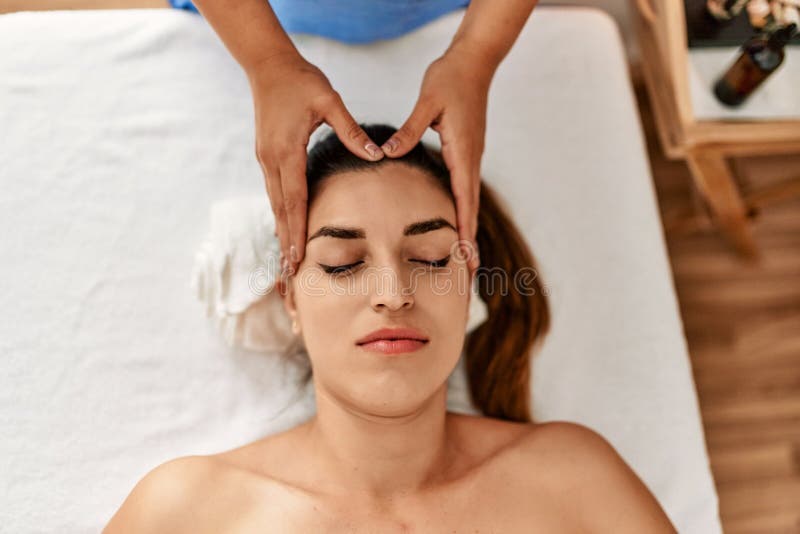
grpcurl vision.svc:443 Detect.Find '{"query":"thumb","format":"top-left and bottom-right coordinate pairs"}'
top-left (382, 97), bottom-right (438, 158)
top-left (324, 93), bottom-right (384, 161)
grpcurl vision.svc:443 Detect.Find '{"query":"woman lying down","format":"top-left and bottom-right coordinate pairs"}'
top-left (104, 124), bottom-right (676, 533)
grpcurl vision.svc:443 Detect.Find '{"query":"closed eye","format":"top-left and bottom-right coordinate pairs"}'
top-left (318, 255), bottom-right (450, 275)
top-left (411, 255), bottom-right (451, 269)
top-left (318, 261), bottom-right (363, 275)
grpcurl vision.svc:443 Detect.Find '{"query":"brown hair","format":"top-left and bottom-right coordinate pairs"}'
top-left (299, 124), bottom-right (550, 422)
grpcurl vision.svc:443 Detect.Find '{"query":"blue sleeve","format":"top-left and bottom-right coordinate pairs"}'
top-left (168, 0), bottom-right (200, 13)
top-left (165, 1), bottom-right (472, 43)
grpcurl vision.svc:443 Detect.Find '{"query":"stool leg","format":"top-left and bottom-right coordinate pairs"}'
top-left (685, 146), bottom-right (759, 259)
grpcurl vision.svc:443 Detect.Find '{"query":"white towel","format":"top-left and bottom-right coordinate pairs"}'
top-left (191, 197), bottom-right (488, 353)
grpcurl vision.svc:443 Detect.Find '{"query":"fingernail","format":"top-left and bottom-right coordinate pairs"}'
top-left (365, 143), bottom-right (382, 159)
top-left (381, 138), bottom-right (398, 154)
top-left (290, 244), bottom-right (298, 263)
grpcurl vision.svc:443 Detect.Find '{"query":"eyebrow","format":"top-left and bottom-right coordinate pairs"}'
top-left (306, 217), bottom-right (457, 243)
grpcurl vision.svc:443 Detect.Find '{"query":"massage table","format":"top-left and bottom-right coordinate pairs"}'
top-left (0, 6), bottom-right (722, 532)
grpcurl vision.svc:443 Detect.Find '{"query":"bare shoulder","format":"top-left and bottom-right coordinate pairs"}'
top-left (102, 455), bottom-right (223, 534)
top-left (443, 412), bottom-right (536, 471)
top-left (514, 421), bottom-right (677, 533)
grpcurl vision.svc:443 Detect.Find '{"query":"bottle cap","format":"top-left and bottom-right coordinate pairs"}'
top-left (767, 23), bottom-right (797, 49)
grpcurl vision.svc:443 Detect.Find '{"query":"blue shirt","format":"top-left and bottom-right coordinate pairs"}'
top-left (169, 0), bottom-right (471, 44)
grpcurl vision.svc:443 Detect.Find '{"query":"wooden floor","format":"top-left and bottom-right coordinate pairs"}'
top-left (635, 82), bottom-right (800, 534)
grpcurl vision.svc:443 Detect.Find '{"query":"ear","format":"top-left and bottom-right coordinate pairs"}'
top-left (277, 274), bottom-right (301, 335)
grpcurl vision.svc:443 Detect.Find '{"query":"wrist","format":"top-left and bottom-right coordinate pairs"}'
top-left (244, 48), bottom-right (304, 83)
top-left (444, 37), bottom-right (502, 82)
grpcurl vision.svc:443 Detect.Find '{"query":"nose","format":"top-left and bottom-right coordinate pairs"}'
top-left (368, 267), bottom-right (414, 312)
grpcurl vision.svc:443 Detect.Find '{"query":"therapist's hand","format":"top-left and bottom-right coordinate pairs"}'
top-left (379, 45), bottom-right (493, 273)
top-left (247, 51), bottom-right (385, 270)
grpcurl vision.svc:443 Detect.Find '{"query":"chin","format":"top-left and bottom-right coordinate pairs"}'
top-left (346, 376), bottom-right (446, 417)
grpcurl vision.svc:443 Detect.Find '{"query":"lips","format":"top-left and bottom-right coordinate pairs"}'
top-left (358, 339), bottom-right (427, 355)
top-left (356, 327), bottom-right (429, 345)
top-left (356, 327), bottom-right (429, 355)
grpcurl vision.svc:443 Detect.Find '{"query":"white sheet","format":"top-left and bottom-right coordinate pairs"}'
top-left (0, 7), bottom-right (721, 533)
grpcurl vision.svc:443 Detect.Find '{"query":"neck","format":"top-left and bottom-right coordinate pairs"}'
top-left (302, 380), bottom-right (455, 502)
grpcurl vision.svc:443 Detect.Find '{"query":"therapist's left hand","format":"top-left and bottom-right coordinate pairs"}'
top-left (379, 45), bottom-right (495, 273)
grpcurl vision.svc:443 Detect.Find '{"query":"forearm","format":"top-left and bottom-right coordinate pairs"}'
top-left (446, 0), bottom-right (539, 75)
top-left (190, 0), bottom-right (300, 74)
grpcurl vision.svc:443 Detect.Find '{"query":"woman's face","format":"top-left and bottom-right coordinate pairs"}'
top-left (284, 162), bottom-right (470, 417)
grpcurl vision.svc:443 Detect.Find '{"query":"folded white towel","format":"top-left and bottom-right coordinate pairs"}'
top-left (191, 197), bottom-right (488, 353)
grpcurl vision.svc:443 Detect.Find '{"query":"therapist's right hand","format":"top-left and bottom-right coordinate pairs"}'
top-left (246, 51), bottom-right (385, 272)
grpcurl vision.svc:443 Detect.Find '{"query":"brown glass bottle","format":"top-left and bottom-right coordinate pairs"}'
top-left (713, 24), bottom-right (796, 107)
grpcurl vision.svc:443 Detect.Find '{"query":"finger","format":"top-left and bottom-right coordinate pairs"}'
top-left (382, 96), bottom-right (439, 157)
top-left (324, 93), bottom-right (384, 161)
top-left (445, 150), bottom-right (479, 271)
top-left (261, 160), bottom-right (291, 266)
top-left (454, 183), bottom-right (477, 266)
top-left (458, 201), bottom-right (479, 273)
top-left (471, 168), bottom-right (480, 241)
top-left (469, 166), bottom-right (481, 272)
top-left (279, 148), bottom-right (309, 269)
